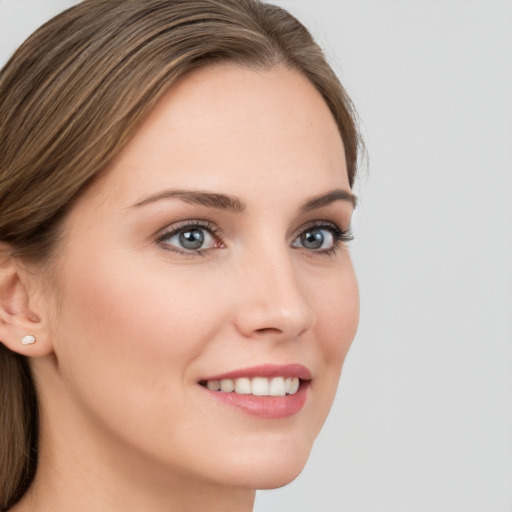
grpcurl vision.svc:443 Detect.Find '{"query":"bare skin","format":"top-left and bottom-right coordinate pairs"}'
top-left (6, 64), bottom-right (359, 512)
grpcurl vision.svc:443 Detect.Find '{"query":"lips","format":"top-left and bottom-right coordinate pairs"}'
top-left (199, 364), bottom-right (311, 419)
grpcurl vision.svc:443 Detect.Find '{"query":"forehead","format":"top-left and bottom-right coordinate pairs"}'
top-left (83, 63), bottom-right (349, 208)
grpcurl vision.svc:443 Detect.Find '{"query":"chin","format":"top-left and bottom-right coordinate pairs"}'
top-left (233, 462), bottom-right (308, 491)
top-left (215, 438), bottom-right (312, 490)
top-left (254, 464), bottom-right (307, 490)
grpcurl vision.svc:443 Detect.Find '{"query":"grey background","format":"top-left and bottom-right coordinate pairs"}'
top-left (1, 1), bottom-right (511, 511)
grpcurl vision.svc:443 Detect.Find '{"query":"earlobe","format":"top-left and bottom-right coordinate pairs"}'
top-left (0, 249), bottom-right (52, 357)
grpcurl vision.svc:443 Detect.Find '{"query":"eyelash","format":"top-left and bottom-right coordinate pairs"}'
top-left (294, 220), bottom-right (354, 256)
top-left (156, 220), bottom-right (353, 256)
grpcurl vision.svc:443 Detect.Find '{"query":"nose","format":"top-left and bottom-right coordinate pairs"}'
top-left (232, 249), bottom-right (316, 341)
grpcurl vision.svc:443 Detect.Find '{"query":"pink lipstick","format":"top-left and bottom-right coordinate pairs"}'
top-left (199, 364), bottom-right (311, 419)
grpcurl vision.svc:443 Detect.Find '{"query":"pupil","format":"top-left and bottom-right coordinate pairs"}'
top-left (179, 229), bottom-right (204, 250)
top-left (302, 229), bottom-right (323, 249)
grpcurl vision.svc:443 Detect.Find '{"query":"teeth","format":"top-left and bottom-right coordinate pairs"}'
top-left (205, 376), bottom-right (300, 396)
top-left (234, 377), bottom-right (251, 394)
top-left (206, 380), bottom-right (221, 391)
top-left (269, 377), bottom-right (286, 396)
top-left (220, 379), bottom-right (235, 393)
top-left (287, 377), bottom-right (300, 395)
top-left (251, 377), bottom-right (269, 396)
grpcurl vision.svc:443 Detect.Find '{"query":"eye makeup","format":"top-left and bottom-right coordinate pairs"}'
top-left (155, 216), bottom-right (353, 258)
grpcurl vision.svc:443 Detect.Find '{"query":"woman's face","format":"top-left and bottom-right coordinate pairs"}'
top-left (38, 64), bottom-right (359, 490)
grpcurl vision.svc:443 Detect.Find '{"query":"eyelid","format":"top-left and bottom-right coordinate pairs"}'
top-left (156, 219), bottom-right (216, 238)
top-left (292, 219), bottom-right (351, 239)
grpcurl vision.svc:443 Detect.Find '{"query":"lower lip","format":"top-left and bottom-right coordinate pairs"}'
top-left (201, 381), bottom-right (309, 419)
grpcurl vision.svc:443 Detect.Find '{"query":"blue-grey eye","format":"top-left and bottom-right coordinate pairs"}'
top-left (292, 226), bottom-right (336, 251)
top-left (161, 225), bottom-right (217, 252)
top-left (302, 229), bottom-right (326, 249)
top-left (179, 229), bottom-right (205, 250)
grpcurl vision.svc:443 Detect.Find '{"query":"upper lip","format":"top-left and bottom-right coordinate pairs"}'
top-left (200, 363), bottom-right (312, 382)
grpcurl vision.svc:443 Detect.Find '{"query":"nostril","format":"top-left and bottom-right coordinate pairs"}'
top-left (254, 327), bottom-right (283, 335)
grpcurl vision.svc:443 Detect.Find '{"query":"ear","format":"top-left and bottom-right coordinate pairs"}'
top-left (0, 245), bottom-right (53, 357)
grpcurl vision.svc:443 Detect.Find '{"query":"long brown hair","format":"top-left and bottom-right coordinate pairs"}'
top-left (0, 0), bottom-right (362, 509)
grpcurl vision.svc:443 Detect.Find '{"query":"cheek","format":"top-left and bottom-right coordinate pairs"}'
top-left (51, 252), bottom-right (227, 430)
top-left (300, 256), bottom-right (359, 435)
top-left (57, 250), bottom-right (223, 353)
top-left (312, 258), bottom-right (359, 365)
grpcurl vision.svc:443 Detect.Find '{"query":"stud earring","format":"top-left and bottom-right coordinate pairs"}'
top-left (21, 335), bottom-right (36, 345)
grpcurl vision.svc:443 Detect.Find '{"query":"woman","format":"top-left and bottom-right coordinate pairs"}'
top-left (0, 0), bottom-right (362, 510)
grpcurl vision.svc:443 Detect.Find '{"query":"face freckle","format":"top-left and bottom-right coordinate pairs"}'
top-left (40, 63), bottom-right (359, 492)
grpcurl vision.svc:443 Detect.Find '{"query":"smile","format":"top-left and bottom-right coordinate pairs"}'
top-left (199, 364), bottom-right (311, 419)
top-left (201, 376), bottom-right (301, 396)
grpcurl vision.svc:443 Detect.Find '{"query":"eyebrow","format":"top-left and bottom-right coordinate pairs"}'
top-left (300, 189), bottom-right (357, 211)
top-left (132, 188), bottom-right (357, 212)
top-left (133, 190), bottom-right (246, 213)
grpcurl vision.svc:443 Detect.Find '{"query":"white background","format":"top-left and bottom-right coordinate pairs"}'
top-left (1, 1), bottom-right (511, 511)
